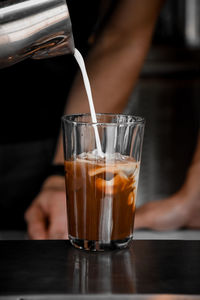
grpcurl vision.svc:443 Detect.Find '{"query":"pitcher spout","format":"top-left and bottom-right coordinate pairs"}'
top-left (0, 0), bottom-right (75, 68)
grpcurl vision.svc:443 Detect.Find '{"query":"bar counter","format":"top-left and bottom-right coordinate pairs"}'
top-left (0, 235), bottom-right (200, 299)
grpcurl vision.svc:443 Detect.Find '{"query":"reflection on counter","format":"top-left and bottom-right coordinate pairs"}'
top-left (68, 245), bottom-right (136, 294)
top-left (0, 240), bottom-right (200, 295)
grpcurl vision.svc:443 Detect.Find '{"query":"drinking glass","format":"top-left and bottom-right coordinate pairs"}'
top-left (62, 113), bottom-right (145, 251)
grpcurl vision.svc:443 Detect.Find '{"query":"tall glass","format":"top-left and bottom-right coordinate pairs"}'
top-left (62, 113), bottom-right (145, 251)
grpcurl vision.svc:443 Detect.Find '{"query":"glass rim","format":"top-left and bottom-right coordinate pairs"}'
top-left (61, 113), bottom-right (145, 126)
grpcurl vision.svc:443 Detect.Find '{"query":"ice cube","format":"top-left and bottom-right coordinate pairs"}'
top-left (78, 152), bottom-right (87, 159)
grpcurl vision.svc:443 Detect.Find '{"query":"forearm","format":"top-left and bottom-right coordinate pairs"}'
top-left (66, 41), bottom-right (149, 114)
top-left (66, 0), bottom-right (164, 114)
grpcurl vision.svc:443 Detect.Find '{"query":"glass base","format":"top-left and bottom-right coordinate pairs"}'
top-left (69, 236), bottom-right (132, 251)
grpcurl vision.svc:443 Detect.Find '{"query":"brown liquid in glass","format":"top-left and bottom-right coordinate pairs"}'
top-left (64, 157), bottom-right (138, 242)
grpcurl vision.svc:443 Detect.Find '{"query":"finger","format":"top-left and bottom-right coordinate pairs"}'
top-left (25, 205), bottom-right (47, 240)
top-left (47, 194), bottom-right (68, 239)
top-left (48, 213), bottom-right (68, 239)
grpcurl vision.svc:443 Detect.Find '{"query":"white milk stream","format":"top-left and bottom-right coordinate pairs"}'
top-left (74, 49), bottom-right (104, 157)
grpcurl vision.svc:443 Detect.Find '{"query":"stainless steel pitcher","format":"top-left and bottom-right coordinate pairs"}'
top-left (0, 0), bottom-right (75, 68)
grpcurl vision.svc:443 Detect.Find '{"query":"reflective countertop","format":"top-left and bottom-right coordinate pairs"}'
top-left (0, 237), bottom-right (199, 299)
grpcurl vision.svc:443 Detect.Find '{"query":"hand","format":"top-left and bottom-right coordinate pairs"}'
top-left (134, 193), bottom-right (189, 230)
top-left (25, 176), bottom-right (68, 239)
top-left (135, 162), bottom-right (200, 230)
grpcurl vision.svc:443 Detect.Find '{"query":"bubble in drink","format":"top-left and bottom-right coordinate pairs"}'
top-left (64, 152), bottom-right (140, 245)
